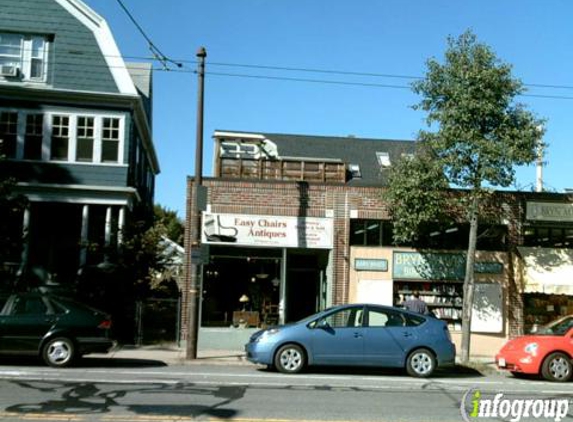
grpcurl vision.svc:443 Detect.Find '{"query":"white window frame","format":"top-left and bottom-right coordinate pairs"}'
top-left (0, 108), bottom-right (125, 165)
top-left (376, 151), bottom-right (391, 167)
top-left (101, 117), bottom-right (122, 163)
top-left (0, 32), bottom-right (49, 82)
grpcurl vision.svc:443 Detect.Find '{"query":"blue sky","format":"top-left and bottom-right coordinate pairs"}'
top-left (83, 0), bottom-right (573, 217)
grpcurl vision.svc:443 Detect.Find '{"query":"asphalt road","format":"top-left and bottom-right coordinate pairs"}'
top-left (0, 357), bottom-right (571, 422)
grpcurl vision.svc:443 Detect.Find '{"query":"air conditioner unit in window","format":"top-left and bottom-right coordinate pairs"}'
top-left (0, 65), bottom-right (19, 77)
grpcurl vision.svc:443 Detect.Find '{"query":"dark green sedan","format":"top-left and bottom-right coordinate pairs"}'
top-left (0, 292), bottom-right (115, 367)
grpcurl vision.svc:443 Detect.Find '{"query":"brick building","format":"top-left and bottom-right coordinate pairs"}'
top-left (184, 130), bottom-right (573, 356)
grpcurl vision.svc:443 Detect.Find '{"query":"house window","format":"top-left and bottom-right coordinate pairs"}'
top-left (0, 109), bottom-right (124, 164)
top-left (101, 118), bottom-right (120, 162)
top-left (76, 116), bottom-right (94, 162)
top-left (376, 152), bottom-right (391, 167)
top-left (50, 115), bottom-right (69, 160)
top-left (0, 111), bottom-right (18, 158)
top-left (24, 114), bottom-right (43, 160)
top-left (0, 32), bottom-right (48, 81)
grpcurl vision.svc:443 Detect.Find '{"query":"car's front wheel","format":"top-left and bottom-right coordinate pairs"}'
top-left (541, 352), bottom-right (572, 382)
top-left (274, 344), bottom-right (305, 374)
top-left (42, 337), bottom-right (76, 368)
top-left (406, 348), bottom-right (436, 377)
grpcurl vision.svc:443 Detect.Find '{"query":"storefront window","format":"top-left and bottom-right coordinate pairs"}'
top-left (350, 220), bottom-right (393, 246)
top-left (350, 220), bottom-right (507, 251)
top-left (523, 293), bottom-right (573, 333)
top-left (523, 226), bottom-right (573, 248)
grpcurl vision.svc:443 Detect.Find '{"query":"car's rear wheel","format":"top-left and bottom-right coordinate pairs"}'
top-left (406, 348), bottom-right (436, 377)
top-left (42, 337), bottom-right (76, 368)
top-left (541, 352), bottom-right (572, 382)
top-left (274, 344), bottom-right (305, 374)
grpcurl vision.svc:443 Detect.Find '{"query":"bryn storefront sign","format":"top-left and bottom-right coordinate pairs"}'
top-left (202, 212), bottom-right (333, 249)
top-left (393, 252), bottom-right (503, 280)
top-left (527, 202), bottom-right (573, 222)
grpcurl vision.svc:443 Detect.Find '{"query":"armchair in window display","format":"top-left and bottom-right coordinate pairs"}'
top-left (203, 214), bottom-right (238, 243)
top-left (261, 298), bottom-right (279, 326)
top-left (232, 294), bottom-right (259, 328)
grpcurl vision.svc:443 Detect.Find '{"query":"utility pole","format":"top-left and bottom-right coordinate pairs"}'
top-left (186, 46), bottom-right (206, 360)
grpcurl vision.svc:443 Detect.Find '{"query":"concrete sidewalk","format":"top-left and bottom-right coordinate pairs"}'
top-left (99, 343), bottom-right (499, 374)
top-left (96, 327), bottom-right (499, 372)
top-left (103, 344), bottom-right (249, 366)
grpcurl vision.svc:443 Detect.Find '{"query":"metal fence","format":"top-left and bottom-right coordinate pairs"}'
top-left (134, 297), bottom-right (181, 346)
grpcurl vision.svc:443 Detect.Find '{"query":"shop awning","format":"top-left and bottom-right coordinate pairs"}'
top-left (518, 247), bottom-right (573, 295)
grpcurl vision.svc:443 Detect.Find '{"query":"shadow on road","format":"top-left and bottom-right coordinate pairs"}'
top-left (4, 379), bottom-right (244, 419)
top-left (77, 357), bottom-right (168, 368)
top-left (258, 364), bottom-right (485, 378)
top-left (0, 356), bottom-right (167, 368)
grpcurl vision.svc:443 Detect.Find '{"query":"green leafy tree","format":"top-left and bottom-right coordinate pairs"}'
top-left (82, 204), bottom-right (183, 342)
top-left (387, 31), bottom-right (544, 363)
top-left (0, 141), bottom-right (27, 285)
top-left (386, 150), bottom-right (449, 245)
top-left (153, 204), bottom-right (184, 245)
top-left (119, 204), bottom-right (184, 298)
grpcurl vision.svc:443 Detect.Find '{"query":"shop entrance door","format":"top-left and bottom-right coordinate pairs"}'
top-left (285, 250), bottom-right (328, 322)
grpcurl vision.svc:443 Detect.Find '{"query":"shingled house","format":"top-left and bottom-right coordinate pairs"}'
top-left (0, 0), bottom-right (159, 301)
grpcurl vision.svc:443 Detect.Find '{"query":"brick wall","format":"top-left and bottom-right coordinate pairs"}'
top-left (183, 177), bottom-right (555, 340)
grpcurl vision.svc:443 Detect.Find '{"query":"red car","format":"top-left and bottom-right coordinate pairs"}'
top-left (496, 315), bottom-right (573, 382)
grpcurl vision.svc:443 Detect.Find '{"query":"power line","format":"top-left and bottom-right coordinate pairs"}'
top-left (205, 71), bottom-right (573, 100)
top-left (35, 58), bottom-right (573, 100)
top-left (206, 71), bottom-right (412, 90)
top-left (114, 0), bottom-right (182, 70)
top-left (207, 61), bottom-right (421, 81)
top-left (14, 40), bottom-right (573, 92)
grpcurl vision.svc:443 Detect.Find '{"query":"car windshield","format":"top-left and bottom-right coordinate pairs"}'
top-left (302, 306), bottom-right (343, 327)
top-left (535, 316), bottom-right (573, 336)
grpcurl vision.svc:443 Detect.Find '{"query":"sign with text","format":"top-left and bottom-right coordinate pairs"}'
top-left (202, 212), bottom-right (333, 249)
top-left (354, 258), bottom-right (388, 272)
top-left (393, 252), bottom-right (504, 280)
top-left (527, 201), bottom-right (573, 222)
top-left (393, 251), bottom-right (466, 280)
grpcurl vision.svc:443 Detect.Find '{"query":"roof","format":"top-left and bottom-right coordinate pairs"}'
top-left (127, 62), bottom-right (153, 126)
top-left (214, 130), bottom-right (417, 186)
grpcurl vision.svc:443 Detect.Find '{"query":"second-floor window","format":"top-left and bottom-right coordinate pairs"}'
top-left (0, 32), bottom-right (48, 82)
top-left (102, 118), bottom-right (120, 162)
top-left (0, 109), bottom-right (124, 165)
top-left (50, 115), bottom-right (69, 160)
top-left (76, 117), bottom-right (95, 162)
top-left (24, 114), bottom-right (43, 160)
top-left (0, 112), bottom-right (17, 158)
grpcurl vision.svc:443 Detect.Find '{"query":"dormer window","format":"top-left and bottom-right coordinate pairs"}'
top-left (0, 32), bottom-right (49, 82)
top-left (376, 152), bottom-right (391, 167)
top-left (348, 164), bottom-right (362, 179)
top-left (401, 152), bottom-right (414, 160)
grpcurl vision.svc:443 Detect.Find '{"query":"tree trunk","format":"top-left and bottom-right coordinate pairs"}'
top-left (460, 194), bottom-right (479, 364)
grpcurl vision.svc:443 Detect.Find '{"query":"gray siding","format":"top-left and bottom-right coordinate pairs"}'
top-left (2, 161), bottom-right (129, 186)
top-left (0, 0), bottom-right (119, 93)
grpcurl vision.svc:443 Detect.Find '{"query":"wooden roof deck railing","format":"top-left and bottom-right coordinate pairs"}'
top-left (219, 158), bottom-right (346, 183)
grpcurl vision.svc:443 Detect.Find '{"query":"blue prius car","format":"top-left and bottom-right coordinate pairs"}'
top-left (245, 303), bottom-right (456, 377)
